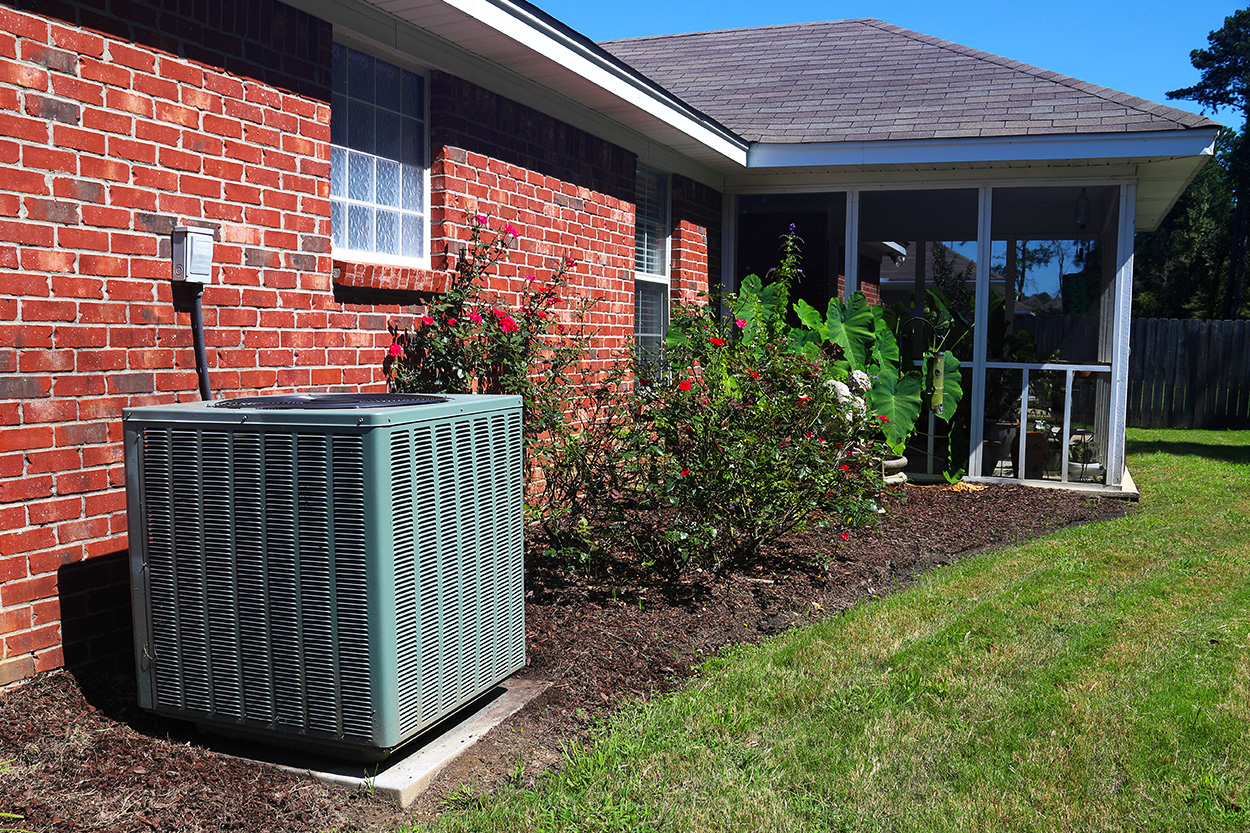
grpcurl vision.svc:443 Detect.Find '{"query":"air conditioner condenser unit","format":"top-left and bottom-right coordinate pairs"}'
top-left (122, 392), bottom-right (525, 761)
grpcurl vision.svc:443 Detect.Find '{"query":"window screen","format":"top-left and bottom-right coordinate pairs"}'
top-left (331, 44), bottom-right (427, 260)
top-left (635, 165), bottom-right (668, 278)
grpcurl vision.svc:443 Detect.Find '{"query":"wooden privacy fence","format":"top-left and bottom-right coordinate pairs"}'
top-left (1022, 315), bottom-right (1250, 429)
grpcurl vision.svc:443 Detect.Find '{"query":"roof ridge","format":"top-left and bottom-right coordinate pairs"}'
top-left (599, 18), bottom-right (878, 45)
top-left (859, 19), bottom-right (1204, 130)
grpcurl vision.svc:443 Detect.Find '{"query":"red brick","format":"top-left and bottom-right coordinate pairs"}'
top-left (0, 526), bottom-right (54, 556)
top-left (159, 146), bottom-right (201, 172)
top-left (0, 656), bottom-right (36, 686)
top-left (133, 72), bottom-right (178, 102)
top-left (22, 145), bottom-right (76, 173)
top-left (0, 452), bottom-right (20, 477)
top-left (0, 474), bottom-right (54, 505)
top-left (110, 232), bottom-right (157, 256)
top-left (80, 57), bottom-right (129, 87)
top-left (82, 204), bottom-right (130, 228)
top-left (53, 177), bottom-right (105, 203)
top-left (179, 174), bottom-right (220, 198)
top-left (159, 58), bottom-right (201, 87)
top-left (27, 497), bottom-right (80, 525)
top-left (203, 113), bottom-right (242, 139)
top-left (50, 25), bottom-right (105, 59)
top-left (84, 533), bottom-right (126, 558)
top-left (21, 298), bottom-right (76, 320)
top-left (31, 598), bottom-right (59, 626)
top-left (107, 42), bottom-right (156, 73)
top-left (19, 249), bottom-right (76, 272)
top-left (26, 449), bottom-right (82, 474)
top-left (108, 136), bottom-right (157, 164)
top-left (82, 443), bottom-right (122, 468)
top-left (0, 62), bottom-right (48, 90)
top-left (18, 349), bottom-right (74, 373)
top-left (0, 607), bottom-right (31, 635)
top-left (0, 111), bottom-right (48, 143)
top-left (154, 99), bottom-right (199, 128)
top-left (58, 226), bottom-right (110, 251)
top-left (84, 489), bottom-right (124, 516)
top-left (0, 555), bottom-right (26, 583)
top-left (135, 118), bottom-right (180, 147)
top-left (1, 322), bottom-right (53, 348)
top-left (51, 124), bottom-right (106, 154)
top-left (0, 219), bottom-right (54, 245)
top-left (204, 73), bottom-right (245, 100)
top-left (25, 197), bottom-right (80, 223)
top-left (0, 505), bottom-right (23, 531)
top-left (56, 516), bottom-right (108, 544)
top-left (75, 350), bottom-right (125, 372)
top-left (78, 302), bottom-right (127, 324)
top-left (80, 156), bottom-right (129, 182)
top-left (82, 106), bottom-right (132, 135)
top-left (49, 74), bottom-right (103, 106)
top-left (23, 399), bottom-right (77, 423)
top-left (158, 192), bottom-right (200, 215)
top-left (52, 325), bottom-right (107, 348)
top-left (55, 469), bottom-right (108, 495)
top-left (133, 166), bottom-right (177, 190)
top-left (104, 278), bottom-right (153, 301)
top-left (181, 130), bottom-right (222, 156)
top-left (182, 86), bottom-right (221, 113)
top-left (5, 624), bottom-right (61, 656)
top-left (76, 397), bottom-right (125, 421)
top-left (0, 7), bottom-right (48, 40)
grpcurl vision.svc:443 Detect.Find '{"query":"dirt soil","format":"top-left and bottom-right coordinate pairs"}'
top-left (0, 482), bottom-right (1130, 832)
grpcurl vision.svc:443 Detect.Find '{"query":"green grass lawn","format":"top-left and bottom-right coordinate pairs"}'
top-left (420, 429), bottom-right (1250, 833)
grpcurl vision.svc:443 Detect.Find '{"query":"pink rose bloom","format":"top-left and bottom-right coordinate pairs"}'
top-left (499, 315), bottom-right (520, 333)
top-left (735, 318), bottom-right (746, 328)
top-left (475, 214), bottom-right (487, 224)
top-left (387, 343), bottom-right (402, 357)
top-left (677, 379), bottom-right (692, 391)
top-left (505, 224), bottom-right (518, 236)
top-left (469, 311), bottom-right (483, 323)
top-left (709, 337), bottom-right (725, 347)
top-left (421, 316), bottom-right (434, 326)
top-left (447, 317), bottom-right (457, 325)
top-left (492, 308), bottom-right (505, 318)
top-left (537, 311), bottom-right (548, 319)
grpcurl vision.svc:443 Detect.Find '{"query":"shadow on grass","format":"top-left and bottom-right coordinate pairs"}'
top-left (1126, 439), bottom-right (1250, 467)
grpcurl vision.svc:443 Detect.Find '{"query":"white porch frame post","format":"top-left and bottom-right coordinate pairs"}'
top-left (844, 189), bottom-right (860, 297)
top-left (968, 186), bottom-right (992, 476)
top-left (1107, 182), bottom-right (1136, 486)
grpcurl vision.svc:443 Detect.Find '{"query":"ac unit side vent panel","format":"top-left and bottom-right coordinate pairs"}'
top-left (126, 394), bottom-right (525, 759)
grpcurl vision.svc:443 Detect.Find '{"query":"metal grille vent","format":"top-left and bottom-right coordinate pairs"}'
top-left (139, 427), bottom-right (375, 744)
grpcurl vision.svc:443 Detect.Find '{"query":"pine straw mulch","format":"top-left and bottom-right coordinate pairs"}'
top-left (0, 482), bottom-right (1132, 832)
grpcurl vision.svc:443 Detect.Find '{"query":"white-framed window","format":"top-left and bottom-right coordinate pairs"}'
top-left (634, 163), bottom-right (670, 360)
top-left (330, 42), bottom-right (429, 265)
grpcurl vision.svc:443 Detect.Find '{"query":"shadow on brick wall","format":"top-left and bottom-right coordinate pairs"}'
top-left (58, 551), bottom-right (134, 687)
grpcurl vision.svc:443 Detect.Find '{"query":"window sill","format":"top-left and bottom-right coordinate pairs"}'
top-left (332, 259), bottom-right (446, 294)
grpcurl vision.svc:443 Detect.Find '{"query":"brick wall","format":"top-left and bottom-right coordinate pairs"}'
top-left (0, 1), bottom-right (721, 687)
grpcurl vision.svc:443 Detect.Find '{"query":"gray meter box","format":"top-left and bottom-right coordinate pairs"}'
top-left (171, 226), bottom-right (214, 283)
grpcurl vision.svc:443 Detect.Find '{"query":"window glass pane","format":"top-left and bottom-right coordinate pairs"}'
top-left (348, 204), bottom-right (372, 250)
top-left (331, 199), bottom-right (345, 248)
top-left (635, 165), bottom-right (668, 276)
top-left (330, 145), bottom-right (346, 196)
top-left (376, 109), bottom-right (401, 162)
top-left (347, 48), bottom-right (374, 103)
top-left (330, 93), bottom-right (348, 146)
top-left (347, 99), bottom-right (374, 155)
top-left (332, 43), bottom-right (347, 95)
top-left (375, 60), bottom-right (401, 112)
top-left (401, 164), bottom-right (422, 212)
top-left (401, 118), bottom-right (423, 167)
top-left (376, 159), bottom-right (399, 208)
top-left (401, 71), bottom-right (423, 115)
top-left (347, 151), bottom-right (373, 203)
top-left (376, 210), bottom-right (399, 255)
top-left (635, 281), bottom-right (668, 362)
top-left (402, 214), bottom-right (423, 258)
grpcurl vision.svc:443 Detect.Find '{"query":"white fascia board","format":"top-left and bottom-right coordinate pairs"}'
top-left (440, 0), bottom-right (747, 160)
top-left (747, 129), bottom-right (1218, 170)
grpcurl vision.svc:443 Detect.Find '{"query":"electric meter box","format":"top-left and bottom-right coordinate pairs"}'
top-left (171, 226), bottom-right (214, 283)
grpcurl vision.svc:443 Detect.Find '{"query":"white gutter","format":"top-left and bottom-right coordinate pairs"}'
top-left (748, 129), bottom-right (1218, 169)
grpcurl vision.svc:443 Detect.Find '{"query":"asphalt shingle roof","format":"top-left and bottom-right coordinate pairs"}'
top-left (600, 20), bottom-right (1218, 144)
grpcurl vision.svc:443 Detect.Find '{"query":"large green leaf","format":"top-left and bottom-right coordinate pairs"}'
top-left (820, 294), bottom-right (875, 370)
top-left (793, 299), bottom-right (830, 341)
top-left (867, 368), bottom-right (924, 452)
top-left (869, 307), bottom-right (900, 370)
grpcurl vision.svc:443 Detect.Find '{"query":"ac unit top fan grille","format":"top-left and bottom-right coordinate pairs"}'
top-left (214, 393), bottom-right (447, 410)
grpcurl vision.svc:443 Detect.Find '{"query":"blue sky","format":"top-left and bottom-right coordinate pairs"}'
top-left (533, 0), bottom-right (1243, 130)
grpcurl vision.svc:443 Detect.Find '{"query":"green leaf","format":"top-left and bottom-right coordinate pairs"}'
top-left (665, 327), bottom-right (691, 349)
top-left (867, 369), bottom-right (923, 450)
top-left (793, 298), bottom-right (829, 340)
top-left (870, 308), bottom-right (900, 370)
top-left (823, 294), bottom-right (875, 370)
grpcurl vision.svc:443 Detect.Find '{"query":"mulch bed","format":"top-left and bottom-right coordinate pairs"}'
top-left (0, 482), bottom-right (1130, 832)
